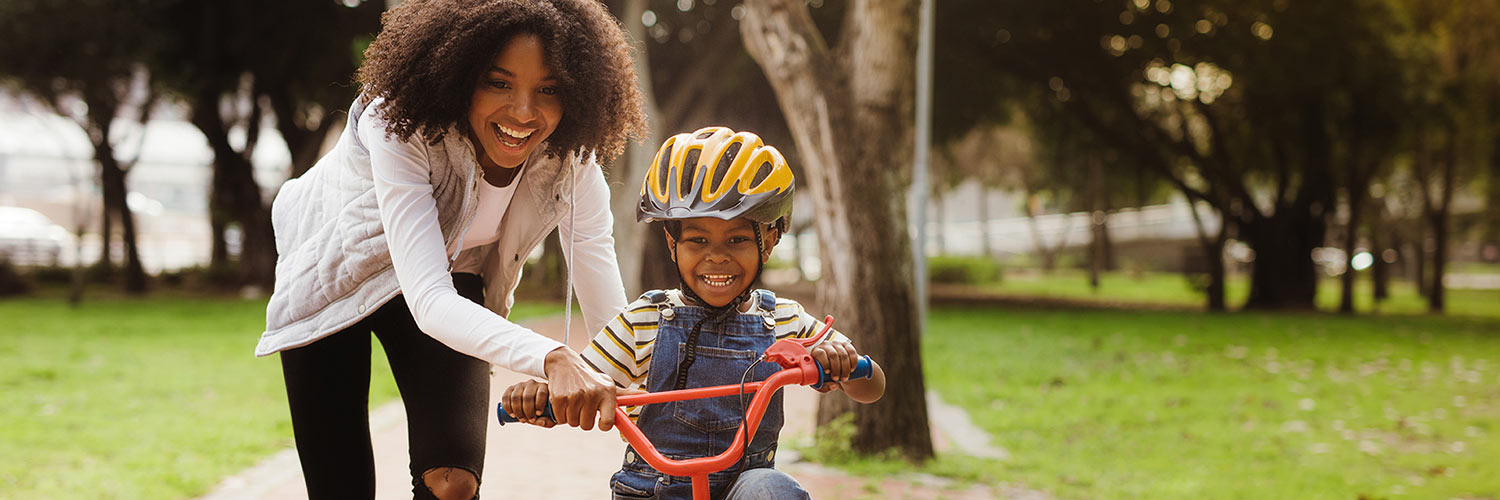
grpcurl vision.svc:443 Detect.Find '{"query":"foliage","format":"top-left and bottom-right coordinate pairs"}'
top-left (927, 256), bottom-right (1003, 285)
top-left (924, 305), bottom-right (1500, 499)
top-left (937, 0), bottom-right (1429, 310)
top-left (0, 257), bottom-right (31, 296)
top-left (0, 291), bottom-right (559, 498)
top-left (0, 0), bottom-right (165, 294)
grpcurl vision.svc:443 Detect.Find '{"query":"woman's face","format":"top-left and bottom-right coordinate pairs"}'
top-left (467, 33), bottom-right (563, 169)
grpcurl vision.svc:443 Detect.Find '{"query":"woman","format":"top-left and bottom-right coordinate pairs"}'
top-left (255, 1), bottom-right (646, 498)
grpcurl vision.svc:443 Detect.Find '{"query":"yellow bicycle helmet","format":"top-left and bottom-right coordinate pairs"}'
top-left (637, 126), bottom-right (794, 231)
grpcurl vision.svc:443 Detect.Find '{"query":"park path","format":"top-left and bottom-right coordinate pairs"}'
top-left (198, 315), bottom-right (1027, 500)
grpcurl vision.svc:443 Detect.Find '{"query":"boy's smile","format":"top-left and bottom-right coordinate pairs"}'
top-left (668, 217), bottom-right (776, 308)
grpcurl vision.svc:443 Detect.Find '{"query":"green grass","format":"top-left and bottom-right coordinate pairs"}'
top-left (977, 270), bottom-right (1500, 318)
top-left (923, 306), bottom-right (1500, 500)
top-left (0, 290), bottom-right (560, 499)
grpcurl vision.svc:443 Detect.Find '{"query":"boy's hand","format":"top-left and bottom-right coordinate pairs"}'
top-left (810, 340), bottom-right (860, 393)
top-left (502, 379), bottom-right (557, 427)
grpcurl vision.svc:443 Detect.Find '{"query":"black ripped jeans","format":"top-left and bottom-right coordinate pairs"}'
top-left (281, 273), bottom-right (490, 499)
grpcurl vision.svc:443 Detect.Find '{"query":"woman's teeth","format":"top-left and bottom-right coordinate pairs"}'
top-left (701, 274), bottom-right (736, 287)
top-left (492, 123), bottom-right (534, 148)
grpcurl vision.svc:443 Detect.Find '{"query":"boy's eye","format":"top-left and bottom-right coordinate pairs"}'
top-left (729, 236), bottom-right (751, 244)
top-left (685, 237), bottom-right (708, 245)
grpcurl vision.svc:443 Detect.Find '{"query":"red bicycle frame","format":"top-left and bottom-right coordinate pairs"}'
top-left (499, 316), bottom-right (869, 500)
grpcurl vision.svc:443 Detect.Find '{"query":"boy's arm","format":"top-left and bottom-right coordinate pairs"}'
top-left (786, 301), bottom-right (885, 403)
top-left (580, 306), bottom-right (653, 390)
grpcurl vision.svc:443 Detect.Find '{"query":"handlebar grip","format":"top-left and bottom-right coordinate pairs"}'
top-left (496, 401), bottom-right (554, 426)
top-left (812, 355), bottom-right (874, 389)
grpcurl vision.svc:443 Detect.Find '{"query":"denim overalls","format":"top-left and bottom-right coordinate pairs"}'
top-left (609, 290), bottom-right (786, 500)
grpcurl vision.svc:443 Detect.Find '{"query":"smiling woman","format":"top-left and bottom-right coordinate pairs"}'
top-left (255, 1), bottom-right (647, 499)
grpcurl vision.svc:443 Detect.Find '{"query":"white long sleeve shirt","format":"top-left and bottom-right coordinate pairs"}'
top-left (261, 97), bottom-right (626, 379)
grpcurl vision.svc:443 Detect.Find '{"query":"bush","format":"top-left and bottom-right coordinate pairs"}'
top-left (27, 265), bottom-right (77, 285)
top-left (928, 256), bottom-right (1003, 285)
top-left (0, 257), bottom-right (32, 296)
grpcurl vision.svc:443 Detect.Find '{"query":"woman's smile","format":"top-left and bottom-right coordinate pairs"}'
top-left (468, 33), bottom-right (563, 169)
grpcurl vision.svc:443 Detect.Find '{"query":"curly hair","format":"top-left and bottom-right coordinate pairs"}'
top-left (357, 0), bottom-right (646, 161)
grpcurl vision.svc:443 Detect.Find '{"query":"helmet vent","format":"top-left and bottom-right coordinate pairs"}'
top-left (696, 131), bottom-right (715, 139)
top-left (711, 142), bottom-right (741, 194)
top-left (750, 161), bottom-right (773, 188)
top-left (681, 149), bottom-right (702, 199)
top-left (656, 144), bottom-right (674, 196)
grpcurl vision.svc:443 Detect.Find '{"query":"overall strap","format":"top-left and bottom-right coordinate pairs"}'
top-left (756, 289), bottom-right (777, 312)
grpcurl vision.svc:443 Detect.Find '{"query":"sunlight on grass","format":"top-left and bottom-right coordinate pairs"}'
top-left (0, 293), bottom-right (562, 499)
top-left (924, 306), bottom-right (1500, 499)
top-left (978, 270), bottom-right (1499, 318)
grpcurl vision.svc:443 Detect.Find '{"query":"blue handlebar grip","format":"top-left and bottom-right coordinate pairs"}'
top-left (496, 401), bottom-right (554, 426)
top-left (812, 355), bottom-right (874, 389)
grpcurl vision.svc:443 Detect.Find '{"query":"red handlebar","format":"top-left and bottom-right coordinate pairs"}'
top-left (610, 315), bottom-right (834, 477)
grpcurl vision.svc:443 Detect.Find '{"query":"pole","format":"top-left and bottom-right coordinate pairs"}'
top-left (911, 0), bottom-right (934, 330)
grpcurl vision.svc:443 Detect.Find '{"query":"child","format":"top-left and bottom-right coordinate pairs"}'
top-left (502, 126), bottom-right (886, 499)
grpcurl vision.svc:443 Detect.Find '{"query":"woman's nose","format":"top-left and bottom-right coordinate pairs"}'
top-left (510, 93), bottom-right (538, 122)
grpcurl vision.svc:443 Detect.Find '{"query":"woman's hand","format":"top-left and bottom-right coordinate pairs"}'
top-left (809, 340), bottom-right (860, 393)
top-left (501, 379), bottom-right (556, 427)
top-left (542, 346), bottom-right (618, 431)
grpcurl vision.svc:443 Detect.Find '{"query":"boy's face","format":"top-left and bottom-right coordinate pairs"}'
top-left (667, 217), bottom-right (778, 307)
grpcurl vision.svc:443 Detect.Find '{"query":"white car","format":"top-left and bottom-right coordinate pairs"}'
top-left (0, 206), bottom-right (72, 266)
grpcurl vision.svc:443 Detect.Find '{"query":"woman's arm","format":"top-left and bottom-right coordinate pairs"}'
top-left (557, 151), bottom-right (628, 335)
top-left (362, 105), bottom-right (564, 379)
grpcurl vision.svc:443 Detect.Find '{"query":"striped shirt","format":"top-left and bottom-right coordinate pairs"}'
top-left (581, 289), bottom-right (850, 419)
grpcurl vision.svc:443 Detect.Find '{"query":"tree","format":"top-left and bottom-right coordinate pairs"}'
top-left (741, 0), bottom-right (933, 460)
top-left (941, 0), bottom-right (1414, 311)
top-left (1391, 0), bottom-right (1500, 313)
top-left (0, 0), bottom-right (163, 294)
top-left (156, 0), bottom-right (380, 288)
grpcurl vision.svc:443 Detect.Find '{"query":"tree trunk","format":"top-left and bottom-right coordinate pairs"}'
top-left (932, 190), bottom-right (945, 255)
top-left (1087, 159), bottom-right (1104, 290)
top-left (608, 0), bottom-right (663, 295)
top-left (1370, 207), bottom-right (1389, 302)
top-left (742, 0), bottom-right (933, 461)
top-left (1242, 165), bottom-right (1331, 311)
top-left (1185, 199), bottom-right (1226, 312)
top-left (1426, 131), bottom-right (1457, 314)
top-left (1242, 212), bottom-right (1322, 310)
top-left (1338, 185), bottom-right (1366, 315)
top-left (92, 134), bottom-right (147, 293)
top-left (192, 88), bottom-right (276, 289)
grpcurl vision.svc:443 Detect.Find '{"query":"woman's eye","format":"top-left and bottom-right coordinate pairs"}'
top-left (488, 80), bottom-right (510, 90)
top-left (539, 86), bottom-right (559, 96)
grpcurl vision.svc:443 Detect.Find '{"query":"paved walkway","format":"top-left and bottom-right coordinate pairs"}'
top-left (199, 315), bottom-right (1025, 500)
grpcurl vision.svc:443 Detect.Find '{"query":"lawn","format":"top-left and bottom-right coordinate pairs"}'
top-left (977, 270), bottom-right (1500, 318)
top-left (0, 290), bottom-right (560, 499)
top-left (923, 306), bottom-right (1500, 499)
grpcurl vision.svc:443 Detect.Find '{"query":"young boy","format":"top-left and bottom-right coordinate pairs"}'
top-left (502, 126), bottom-right (885, 499)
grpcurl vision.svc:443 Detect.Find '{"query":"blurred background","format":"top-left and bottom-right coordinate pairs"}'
top-left (2, 0), bottom-right (1498, 499)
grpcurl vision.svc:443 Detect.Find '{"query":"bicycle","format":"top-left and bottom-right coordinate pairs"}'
top-left (497, 316), bottom-right (873, 500)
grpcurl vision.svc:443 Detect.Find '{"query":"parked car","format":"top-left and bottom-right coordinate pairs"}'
top-left (0, 206), bottom-right (71, 266)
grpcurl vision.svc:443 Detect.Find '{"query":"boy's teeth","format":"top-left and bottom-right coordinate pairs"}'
top-left (701, 275), bottom-right (735, 286)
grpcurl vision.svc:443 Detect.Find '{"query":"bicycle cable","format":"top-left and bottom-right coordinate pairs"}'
top-left (736, 354), bottom-right (764, 468)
